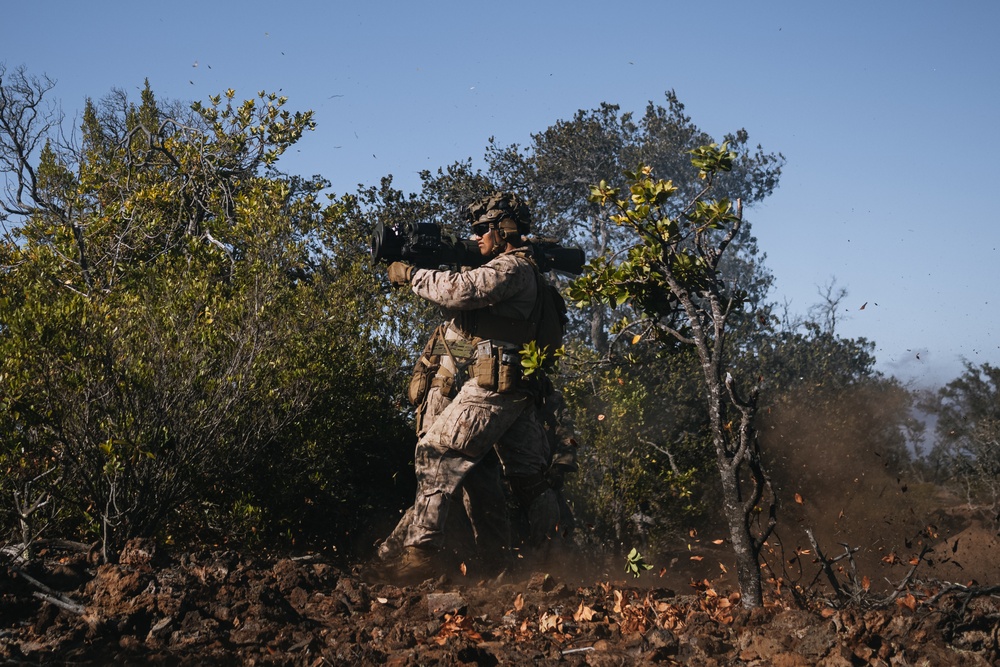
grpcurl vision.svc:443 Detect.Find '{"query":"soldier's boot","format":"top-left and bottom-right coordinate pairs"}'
top-left (377, 507), bottom-right (414, 563)
top-left (387, 545), bottom-right (438, 586)
top-left (376, 535), bottom-right (403, 562)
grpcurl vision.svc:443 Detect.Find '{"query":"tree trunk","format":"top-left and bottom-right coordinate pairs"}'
top-left (696, 315), bottom-right (768, 608)
top-left (590, 306), bottom-right (608, 355)
top-left (588, 212), bottom-right (610, 355)
top-left (718, 463), bottom-right (763, 607)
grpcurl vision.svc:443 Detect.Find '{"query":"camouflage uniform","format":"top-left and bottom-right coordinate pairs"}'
top-left (393, 250), bottom-right (551, 566)
top-left (516, 389), bottom-right (578, 551)
top-left (379, 386), bottom-right (579, 565)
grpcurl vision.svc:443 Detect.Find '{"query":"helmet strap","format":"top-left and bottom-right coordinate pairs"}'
top-left (489, 226), bottom-right (505, 255)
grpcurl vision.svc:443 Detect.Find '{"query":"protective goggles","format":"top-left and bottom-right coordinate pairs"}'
top-left (470, 222), bottom-right (494, 237)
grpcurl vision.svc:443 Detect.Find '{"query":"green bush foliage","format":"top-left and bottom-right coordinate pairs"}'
top-left (560, 343), bottom-right (710, 552)
top-left (0, 78), bottom-right (412, 557)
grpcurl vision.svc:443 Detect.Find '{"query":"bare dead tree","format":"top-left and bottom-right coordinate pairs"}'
top-left (0, 65), bottom-right (61, 219)
top-left (11, 467), bottom-right (59, 562)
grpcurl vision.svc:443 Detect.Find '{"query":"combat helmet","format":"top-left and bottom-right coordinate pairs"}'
top-left (465, 192), bottom-right (532, 238)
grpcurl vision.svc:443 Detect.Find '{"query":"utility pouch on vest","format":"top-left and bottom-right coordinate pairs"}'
top-left (497, 362), bottom-right (521, 394)
top-left (408, 356), bottom-right (439, 406)
top-left (473, 340), bottom-right (498, 391)
top-left (431, 370), bottom-right (455, 398)
top-left (408, 328), bottom-right (445, 406)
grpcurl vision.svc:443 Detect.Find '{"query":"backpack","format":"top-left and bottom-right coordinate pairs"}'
top-left (530, 269), bottom-right (568, 363)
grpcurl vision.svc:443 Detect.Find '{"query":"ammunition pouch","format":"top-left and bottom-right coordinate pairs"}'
top-left (471, 341), bottom-right (523, 393)
top-left (471, 354), bottom-right (496, 390)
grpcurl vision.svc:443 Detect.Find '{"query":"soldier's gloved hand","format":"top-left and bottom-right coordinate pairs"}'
top-left (387, 261), bottom-right (414, 287)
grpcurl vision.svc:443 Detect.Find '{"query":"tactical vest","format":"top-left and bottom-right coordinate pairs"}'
top-left (453, 248), bottom-right (537, 347)
top-left (407, 249), bottom-right (540, 406)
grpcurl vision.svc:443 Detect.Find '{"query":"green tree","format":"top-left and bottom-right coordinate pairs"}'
top-left (570, 148), bottom-right (775, 607)
top-left (561, 343), bottom-right (709, 551)
top-left (924, 362), bottom-right (1000, 522)
top-left (484, 92), bottom-right (783, 353)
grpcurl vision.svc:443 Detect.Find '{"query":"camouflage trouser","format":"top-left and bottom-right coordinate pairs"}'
top-left (521, 488), bottom-right (562, 547)
top-left (378, 449), bottom-right (508, 563)
top-left (380, 466), bottom-right (569, 563)
top-left (401, 380), bottom-right (549, 554)
top-left (381, 385), bottom-right (508, 560)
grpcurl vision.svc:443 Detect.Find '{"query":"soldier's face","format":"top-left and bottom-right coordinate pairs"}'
top-left (472, 224), bottom-right (498, 256)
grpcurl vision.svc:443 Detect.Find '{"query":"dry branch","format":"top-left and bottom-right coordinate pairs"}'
top-left (806, 528), bottom-right (844, 598)
top-left (11, 567), bottom-right (86, 616)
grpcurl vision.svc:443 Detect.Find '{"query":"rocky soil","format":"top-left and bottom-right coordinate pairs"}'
top-left (2, 533), bottom-right (999, 666)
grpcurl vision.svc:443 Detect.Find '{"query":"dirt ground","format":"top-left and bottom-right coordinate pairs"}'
top-left (2, 520), bottom-right (999, 666)
top-left (4, 447), bottom-right (1000, 667)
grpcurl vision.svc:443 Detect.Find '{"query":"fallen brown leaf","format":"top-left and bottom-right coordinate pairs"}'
top-left (539, 612), bottom-right (562, 633)
top-left (573, 601), bottom-right (596, 622)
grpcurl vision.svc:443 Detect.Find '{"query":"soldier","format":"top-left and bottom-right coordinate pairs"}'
top-left (381, 193), bottom-right (553, 583)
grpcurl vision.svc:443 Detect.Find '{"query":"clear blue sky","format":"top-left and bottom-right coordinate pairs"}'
top-left (6, 1), bottom-right (999, 388)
